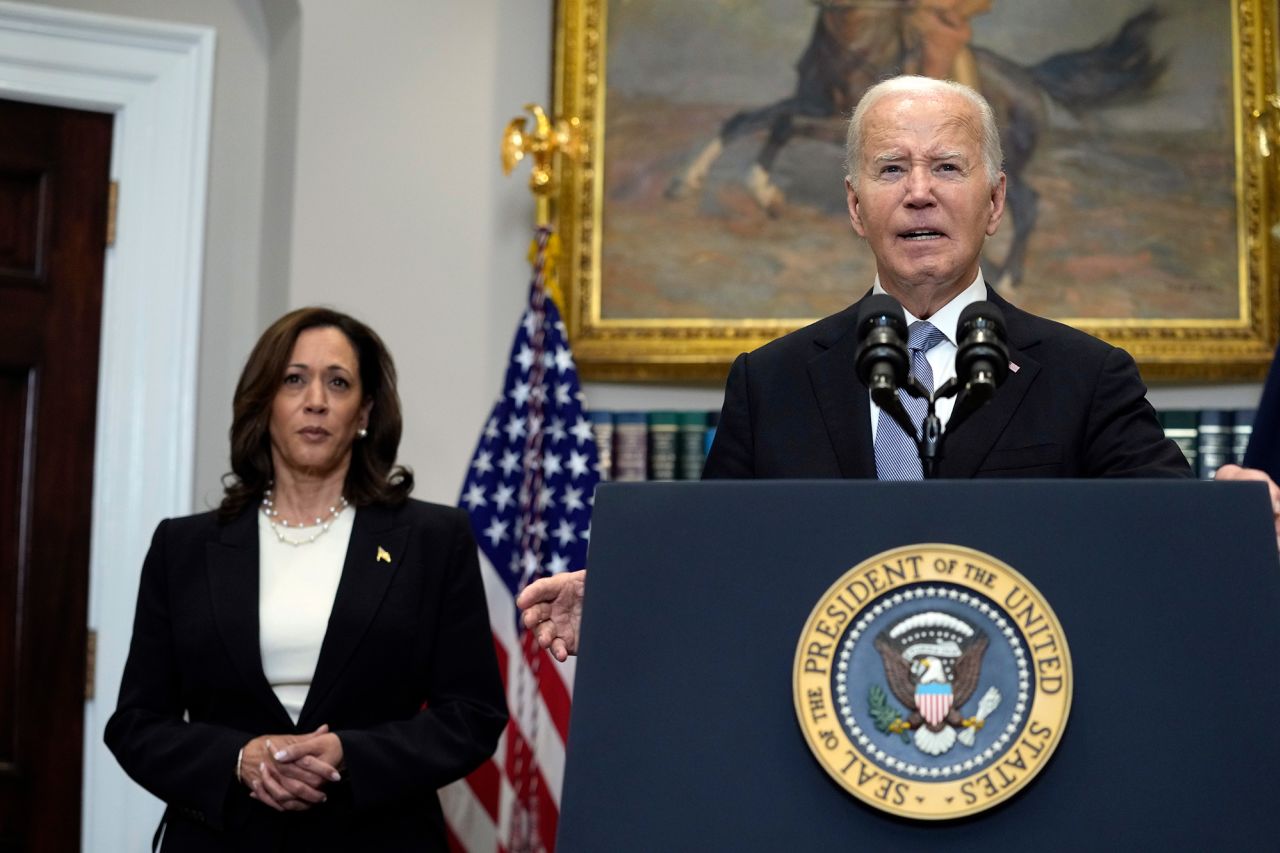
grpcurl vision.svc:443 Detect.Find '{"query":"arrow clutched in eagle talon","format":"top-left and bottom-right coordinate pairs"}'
top-left (958, 687), bottom-right (1001, 747)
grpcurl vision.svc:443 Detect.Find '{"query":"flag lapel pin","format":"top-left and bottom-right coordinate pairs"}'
top-left (376, 546), bottom-right (391, 564)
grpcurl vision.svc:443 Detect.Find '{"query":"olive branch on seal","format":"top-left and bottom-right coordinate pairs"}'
top-left (868, 684), bottom-right (910, 743)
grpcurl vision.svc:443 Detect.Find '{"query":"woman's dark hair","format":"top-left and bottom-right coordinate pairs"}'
top-left (218, 307), bottom-right (414, 521)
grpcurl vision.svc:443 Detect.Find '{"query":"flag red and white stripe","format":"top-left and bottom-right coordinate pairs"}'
top-left (445, 226), bottom-right (598, 852)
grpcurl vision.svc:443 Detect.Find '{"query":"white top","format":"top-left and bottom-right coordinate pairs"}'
top-left (257, 506), bottom-right (355, 724)
top-left (869, 273), bottom-right (988, 442)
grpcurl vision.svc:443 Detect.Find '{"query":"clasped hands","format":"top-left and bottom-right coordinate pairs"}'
top-left (240, 723), bottom-right (344, 812)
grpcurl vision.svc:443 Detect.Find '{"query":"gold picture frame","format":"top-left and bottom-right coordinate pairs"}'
top-left (553, 0), bottom-right (1279, 382)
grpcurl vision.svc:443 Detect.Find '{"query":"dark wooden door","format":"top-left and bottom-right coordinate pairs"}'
top-left (0, 98), bottom-right (112, 853)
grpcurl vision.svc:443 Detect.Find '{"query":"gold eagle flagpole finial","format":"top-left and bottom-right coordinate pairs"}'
top-left (501, 103), bottom-right (585, 228)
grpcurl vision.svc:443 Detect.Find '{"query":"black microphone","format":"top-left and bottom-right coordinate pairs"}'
top-left (854, 294), bottom-right (909, 407)
top-left (955, 301), bottom-right (1009, 406)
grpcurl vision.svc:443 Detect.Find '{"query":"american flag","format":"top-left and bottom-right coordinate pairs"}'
top-left (442, 226), bottom-right (598, 852)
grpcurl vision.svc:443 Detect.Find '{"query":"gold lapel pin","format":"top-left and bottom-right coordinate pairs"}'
top-left (376, 546), bottom-right (391, 563)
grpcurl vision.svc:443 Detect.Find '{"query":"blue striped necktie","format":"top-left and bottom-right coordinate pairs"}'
top-left (874, 321), bottom-right (947, 480)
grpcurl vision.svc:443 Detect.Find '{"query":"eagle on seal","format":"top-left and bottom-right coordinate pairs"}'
top-left (874, 611), bottom-right (989, 756)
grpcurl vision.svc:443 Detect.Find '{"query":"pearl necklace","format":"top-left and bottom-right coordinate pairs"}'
top-left (261, 489), bottom-right (349, 547)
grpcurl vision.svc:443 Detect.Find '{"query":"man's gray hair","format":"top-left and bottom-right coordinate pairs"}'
top-left (844, 76), bottom-right (1003, 189)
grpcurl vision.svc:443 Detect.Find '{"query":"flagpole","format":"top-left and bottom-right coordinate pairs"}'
top-left (452, 102), bottom-right (586, 853)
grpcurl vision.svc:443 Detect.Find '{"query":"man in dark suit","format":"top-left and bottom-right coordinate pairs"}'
top-left (518, 75), bottom-right (1280, 659)
top-left (705, 74), bottom-right (1185, 480)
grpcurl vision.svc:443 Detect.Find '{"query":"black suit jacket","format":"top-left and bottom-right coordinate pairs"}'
top-left (704, 288), bottom-right (1190, 479)
top-left (105, 499), bottom-right (507, 852)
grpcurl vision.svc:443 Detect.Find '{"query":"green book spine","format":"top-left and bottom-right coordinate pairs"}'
top-left (647, 411), bottom-right (680, 481)
top-left (677, 411), bottom-right (709, 480)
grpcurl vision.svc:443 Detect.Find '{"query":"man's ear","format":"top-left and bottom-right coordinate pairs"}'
top-left (846, 177), bottom-right (867, 237)
top-left (985, 172), bottom-right (1007, 237)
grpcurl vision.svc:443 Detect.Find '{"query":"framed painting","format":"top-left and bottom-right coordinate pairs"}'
top-left (552, 0), bottom-right (1279, 381)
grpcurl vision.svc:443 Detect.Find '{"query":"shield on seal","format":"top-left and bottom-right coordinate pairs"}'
top-left (915, 682), bottom-right (953, 728)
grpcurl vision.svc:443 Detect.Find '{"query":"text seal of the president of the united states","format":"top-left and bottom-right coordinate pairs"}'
top-left (793, 544), bottom-right (1072, 820)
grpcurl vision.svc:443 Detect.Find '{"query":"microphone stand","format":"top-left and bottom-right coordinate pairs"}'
top-left (876, 376), bottom-right (988, 480)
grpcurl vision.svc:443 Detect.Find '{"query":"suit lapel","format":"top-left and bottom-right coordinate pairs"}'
top-left (206, 507), bottom-right (294, 727)
top-left (299, 504), bottom-right (411, 727)
top-left (807, 302), bottom-right (877, 478)
top-left (937, 289), bottom-right (1042, 477)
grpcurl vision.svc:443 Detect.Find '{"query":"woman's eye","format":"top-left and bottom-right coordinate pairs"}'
top-left (283, 373), bottom-right (303, 385)
top-left (331, 376), bottom-right (350, 389)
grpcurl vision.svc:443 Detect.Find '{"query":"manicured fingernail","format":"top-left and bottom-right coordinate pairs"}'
top-left (330, 771), bottom-right (341, 782)
top-left (274, 750), bottom-right (288, 760)
top-left (321, 795), bottom-right (327, 803)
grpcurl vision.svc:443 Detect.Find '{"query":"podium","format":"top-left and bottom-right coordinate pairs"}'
top-left (557, 480), bottom-right (1280, 850)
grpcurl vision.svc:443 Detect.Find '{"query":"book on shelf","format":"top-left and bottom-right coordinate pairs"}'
top-left (1195, 410), bottom-right (1233, 479)
top-left (647, 412), bottom-right (680, 481)
top-left (678, 411), bottom-right (710, 480)
top-left (1158, 408), bottom-right (1258, 479)
top-left (1232, 409), bottom-right (1254, 468)
top-left (1159, 410), bottom-right (1198, 474)
top-left (587, 409), bottom-right (719, 482)
top-left (589, 410), bottom-right (614, 481)
top-left (612, 411), bottom-right (648, 482)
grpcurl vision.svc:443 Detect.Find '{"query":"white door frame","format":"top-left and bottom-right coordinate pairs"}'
top-left (0, 3), bottom-right (213, 849)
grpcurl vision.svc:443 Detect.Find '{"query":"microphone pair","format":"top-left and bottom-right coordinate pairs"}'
top-left (854, 293), bottom-right (1009, 408)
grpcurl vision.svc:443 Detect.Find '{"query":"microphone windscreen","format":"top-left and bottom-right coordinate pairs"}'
top-left (856, 293), bottom-right (908, 342)
top-left (957, 300), bottom-right (1006, 338)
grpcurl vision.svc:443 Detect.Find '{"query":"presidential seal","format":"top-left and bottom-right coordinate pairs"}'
top-left (793, 544), bottom-right (1071, 820)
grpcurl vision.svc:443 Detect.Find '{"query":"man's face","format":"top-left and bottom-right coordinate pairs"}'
top-left (846, 90), bottom-right (1005, 305)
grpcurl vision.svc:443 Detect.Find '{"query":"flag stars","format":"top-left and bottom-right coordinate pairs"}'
top-left (499, 450), bottom-right (521, 476)
top-left (515, 344), bottom-right (535, 372)
top-left (471, 451), bottom-right (494, 475)
top-left (462, 484), bottom-right (487, 510)
top-left (504, 415), bottom-right (527, 443)
top-left (562, 486), bottom-right (585, 513)
top-left (522, 310), bottom-right (538, 338)
top-left (492, 484), bottom-right (515, 512)
top-left (570, 416), bottom-right (594, 445)
top-left (553, 519), bottom-right (577, 547)
top-left (482, 518), bottom-right (509, 547)
top-left (548, 552), bottom-right (570, 574)
top-left (554, 384), bottom-right (572, 407)
top-left (546, 417), bottom-right (567, 444)
top-left (554, 346), bottom-right (575, 373)
top-left (537, 485), bottom-right (556, 510)
top-left (510, 380), bottom-right (532, 408)
top-left (567, 451), bottom-right (590, 479)
top-left (483, 417), bottom-right (500, 441)
top-left (543, 453), bottom-right (563, 477)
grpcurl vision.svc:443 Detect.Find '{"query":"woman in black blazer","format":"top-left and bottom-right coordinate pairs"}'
top-left (106, 308), bottom-right (507, 851)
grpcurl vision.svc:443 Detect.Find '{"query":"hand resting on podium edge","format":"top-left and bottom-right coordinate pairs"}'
top-left (517, 569), bottom-right (585, 661)
top-left (1215, 463), bottom-right (1280, 552)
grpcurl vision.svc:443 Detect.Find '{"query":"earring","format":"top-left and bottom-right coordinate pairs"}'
top-left (357, 428), bottom-right (368, 439)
